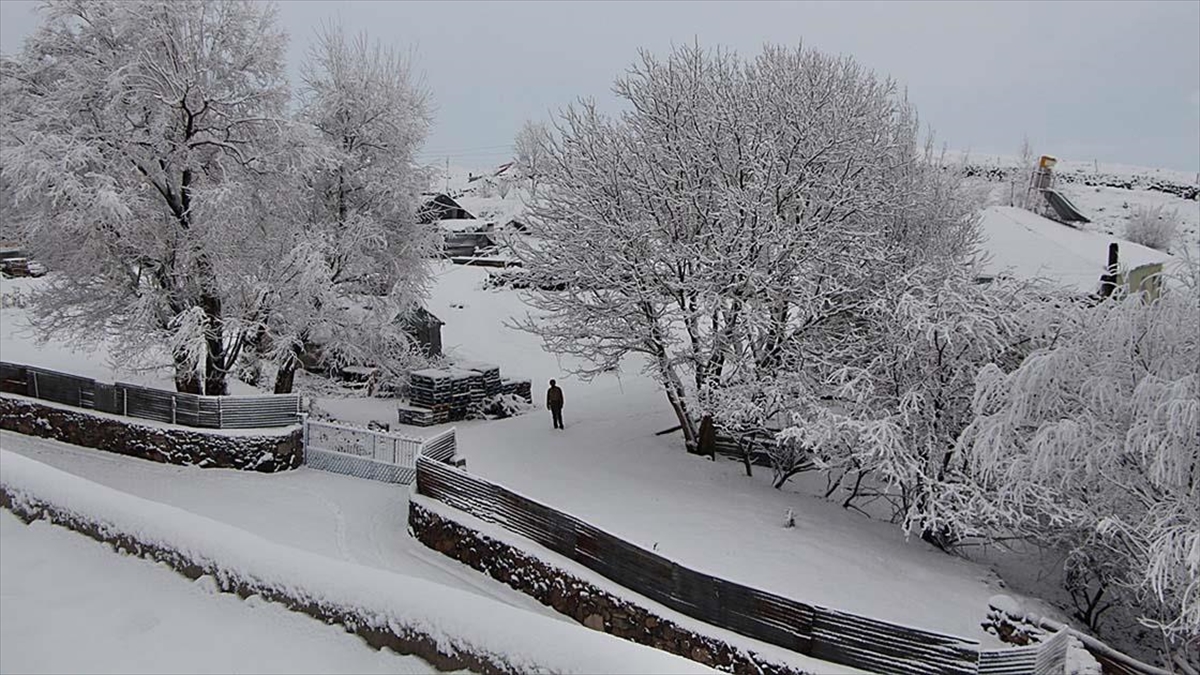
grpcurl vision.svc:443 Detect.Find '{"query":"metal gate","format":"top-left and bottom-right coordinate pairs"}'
top-left (302, 418), bottom-right (455, 484)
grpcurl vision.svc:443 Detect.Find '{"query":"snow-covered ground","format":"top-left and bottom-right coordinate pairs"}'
top-left (0, 275), bottom-right (262, 394)
top-left (0, 510), bottom-right (442, 675)
top-left (315, 262), bottom-right (1057, 645)
top-left (1054, 182), bottom-right (1199, 259)
top-left (0, 430), bottom-right (560, 617)
top-left (2, 261), bottom-right (1057, 646)
top-left (960, 152), bottom-right (1200, 260)
top-left (6, 157), bottom-right (1190, 665)
top-left (0, 434), bottom-right (850, 674)
top-left (0, 446), bottom-right (726, 675)
top-left (977, 205), bottom-right (1177, 292)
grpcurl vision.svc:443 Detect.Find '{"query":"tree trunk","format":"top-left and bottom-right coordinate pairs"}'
top-left (663, 385), bottom-right (697, 450)
top-left (174, 353), bottom-right (202, 394)
top-left (202, 291), bottom-right (228, 396)
top-left (274, 355), bottom-right (299, 394)
top-left (695, 413), bottom-right (716, 457)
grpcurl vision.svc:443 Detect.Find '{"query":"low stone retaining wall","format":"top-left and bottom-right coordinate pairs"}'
top-left (409, 500), bottom-right (805, 675)
top-left (0, 394), bottom-right (301, 472)
top-left (1, 451), bottom-right (708, 675)
top-left (1, 481), bottom-right (515, 674)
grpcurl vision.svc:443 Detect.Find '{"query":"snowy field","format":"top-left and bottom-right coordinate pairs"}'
top-left (0, 431), bottom-right (562, 617)
top-left (961, 153), bottom-right (1200, 260)
top-left (3, 159), bottom-right (1193, 666)
top-left (315, 262), bottom-right (1053, 645)
top-left (4, 261), bottom-right (1058, 646)
top-left (0, 510), bottom-right (443, 675)
top-left (0, 445), bottom-right (728, 675)
top-left (976, 205), bottom-right (1178, 292)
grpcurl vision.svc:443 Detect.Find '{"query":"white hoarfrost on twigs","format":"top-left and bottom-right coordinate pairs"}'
top-left (515, 41), bottom-right (980, 458)
top-left (0, 450), bottom-right (714, 675)
top-left (0, 2), bottom-right (436, 397)
top-left (959, 258), bottom-right (1199, 658)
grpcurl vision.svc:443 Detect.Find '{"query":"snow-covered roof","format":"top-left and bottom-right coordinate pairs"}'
top-left (977, 206), bottom-right (1176, 292)
top-left (436, 218), bottom-right (491, 233)
top-left (454, 193), bottom-right (528, 227)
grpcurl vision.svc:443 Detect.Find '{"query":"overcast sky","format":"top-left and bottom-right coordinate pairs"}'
top-left (2, 0), bottom-right (1198, 172)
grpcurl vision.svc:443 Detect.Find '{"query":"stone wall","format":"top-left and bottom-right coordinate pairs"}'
top-left (961, 164), bottom-right (1199, 201)
top-left (409, 500), bottom-right (808, 675)
top-left (1, 487), bottom-right (525, 675)
top-left (0, 394), bottom-right (302, 472)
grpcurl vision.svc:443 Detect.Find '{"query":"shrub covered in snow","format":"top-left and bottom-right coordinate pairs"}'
top-left (775, 266), bottom-right (1040, 548)
top-left (1123, 203), bottom-right (1181, 252)
top-left (958, 259), bottom-right (1199, 659)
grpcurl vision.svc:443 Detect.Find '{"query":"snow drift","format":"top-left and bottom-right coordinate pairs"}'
top-left (0, 449), bottom-right (713, 675)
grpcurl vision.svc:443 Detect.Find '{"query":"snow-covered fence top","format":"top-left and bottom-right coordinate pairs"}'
top-left (0, 362), bottom-right (300, 429)
top-left (415, 456), bottom-right (1078, 675)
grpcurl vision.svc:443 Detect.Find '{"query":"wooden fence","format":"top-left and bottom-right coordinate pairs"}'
top-left (302, 418), bottom-right (457, 485)
top-left (415, 457), bottom-right (1082, 675)
top-left (0, 362), bottom-right (300, 429)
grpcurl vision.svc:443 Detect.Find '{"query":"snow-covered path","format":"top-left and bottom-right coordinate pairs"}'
top-left (0, 509), bottom-right (443, 675)
top-left (0, 430), bottom-right (562, 621)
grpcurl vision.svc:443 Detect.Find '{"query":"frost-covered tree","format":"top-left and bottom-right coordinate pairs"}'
top-left (513, 120), bottom-right (549, 197)
top-left (515, 43), bottom-right (978, 450)
top-left (1013, 135), bottom-right (1038, 210)
top-left (958, 260), bottom-right (1199, 656)
top-left (777, 265), bottom-right (1038, 547)
top-left (258, 24), bottom-right (436, 393)
top-left (0, 0), bottom-right (288, 394)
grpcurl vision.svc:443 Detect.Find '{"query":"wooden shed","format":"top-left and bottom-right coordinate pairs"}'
top-left (417, 194), bottom-right (474, 224)
top-left (402, 306), bottom-right (444, 357)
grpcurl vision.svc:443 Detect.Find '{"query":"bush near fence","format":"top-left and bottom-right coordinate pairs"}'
top-left (414, 457), bottom-right (1080, 675)
top-left (0, 361), bottom-right (300, 429)
top-left (0, 395), bottom-right (302, 472)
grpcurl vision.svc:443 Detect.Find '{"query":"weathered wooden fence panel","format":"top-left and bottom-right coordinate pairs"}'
top-left (412, 457), bottom-right (1096, 675)
top-left (0, 361), bottom-right (300, 429)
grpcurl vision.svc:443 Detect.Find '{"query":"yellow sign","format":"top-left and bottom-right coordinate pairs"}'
top-left (1124, 263), bottom-right (1164, 300)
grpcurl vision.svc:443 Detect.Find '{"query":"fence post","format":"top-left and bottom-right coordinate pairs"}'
top-left (217, 397), bottom-right (223, 428)
top-left (372, 432), bottom-right (378, 461)
top-left (122, 388), bottom-right (127, 416)
top-left (299, 413), bottom-right (308, 464)
top-left (171, 395), bottom-right (177, 425)
top-left (31, 371), bottom-right (38, 398)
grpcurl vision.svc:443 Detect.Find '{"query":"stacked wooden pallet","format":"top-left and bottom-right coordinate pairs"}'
top-left (400, 365), bottom-right (532, 427)
top-left (457, 362), bottom-right (502, 397)
top-left (448, 369), bottom-right (485, 419)
top-left (499, 378), bottom-right (532, 403)
top-left (409, 369), bottom-right (455, 408)
top-left (396, 401), bottom-right (442, 427)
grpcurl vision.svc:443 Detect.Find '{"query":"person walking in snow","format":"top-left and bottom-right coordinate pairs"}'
top-left (546, 379), bottom-right (564, 429)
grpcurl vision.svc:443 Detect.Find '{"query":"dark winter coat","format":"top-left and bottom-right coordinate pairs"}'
top-left (546, 385), bottom-right (564, 409)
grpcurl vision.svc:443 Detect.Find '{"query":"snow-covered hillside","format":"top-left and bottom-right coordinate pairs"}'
top-left (954, 151), bottom-right (1200, 259)
top-left (0, 510), bottom-right (443, 675)
top-left (977, 206), bottom-right (1177, 292)
top-left (3, 155), bottom-right (1193, 671)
